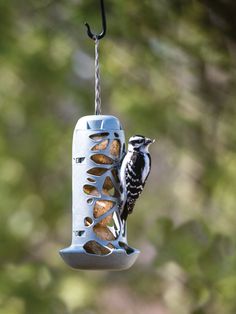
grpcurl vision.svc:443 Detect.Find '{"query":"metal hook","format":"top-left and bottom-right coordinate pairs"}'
top-left (85, 0), bottom-right (107, 40)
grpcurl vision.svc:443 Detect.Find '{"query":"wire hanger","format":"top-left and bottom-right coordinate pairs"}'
top-left (85, 0), bottom-right (107, 40)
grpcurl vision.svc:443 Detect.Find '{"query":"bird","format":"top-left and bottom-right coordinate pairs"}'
top-left (119, 135), bottom-right (155, 222)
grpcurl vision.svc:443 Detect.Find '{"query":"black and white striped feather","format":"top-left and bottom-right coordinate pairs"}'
top-left (120, 135), bottom-right (153, 221)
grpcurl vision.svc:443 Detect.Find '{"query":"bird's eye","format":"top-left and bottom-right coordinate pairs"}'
top-left (129, 138), bottom-right (143, 145)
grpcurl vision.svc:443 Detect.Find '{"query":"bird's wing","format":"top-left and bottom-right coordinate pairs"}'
top-left (121, 153), bottom-right (152, 221)
top-left (126, 153), bottom-right (144, 195)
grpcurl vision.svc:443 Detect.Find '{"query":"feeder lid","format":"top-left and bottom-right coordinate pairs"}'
top-left (75, 115), bottom-right (123, 131)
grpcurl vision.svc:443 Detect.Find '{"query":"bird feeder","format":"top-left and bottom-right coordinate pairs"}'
top-left (60, 115), bottom-right (139, 270)
top-left (59, 0), bottom-right (139, 270)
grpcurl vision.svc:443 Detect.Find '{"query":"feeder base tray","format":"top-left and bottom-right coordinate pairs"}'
top-left (59, 245), bottom-right (140, 271)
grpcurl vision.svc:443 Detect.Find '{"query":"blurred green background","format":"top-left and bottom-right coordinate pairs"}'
top-left (0, 0), bottom-right (236, 313)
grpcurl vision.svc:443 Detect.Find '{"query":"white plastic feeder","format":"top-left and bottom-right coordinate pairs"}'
top-left (60, 115), bottom-right (139, 270)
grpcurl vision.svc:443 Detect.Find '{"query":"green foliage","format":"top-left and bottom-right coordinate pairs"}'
top-left (0, 0), bottom-right (236, 313)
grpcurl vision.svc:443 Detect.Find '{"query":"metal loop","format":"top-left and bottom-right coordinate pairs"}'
top-left (85, 0), bottom-right (107, 41)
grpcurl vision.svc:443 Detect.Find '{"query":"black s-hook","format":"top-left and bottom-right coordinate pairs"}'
top-left (85, 0), bottom-right (107, 40)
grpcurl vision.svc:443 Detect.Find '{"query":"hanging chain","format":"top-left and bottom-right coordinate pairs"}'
top-left (95, 38), bottom-right (101, 115)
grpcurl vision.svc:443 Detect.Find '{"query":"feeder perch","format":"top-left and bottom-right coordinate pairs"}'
top-left (60, 115), bottom-right (140, 270)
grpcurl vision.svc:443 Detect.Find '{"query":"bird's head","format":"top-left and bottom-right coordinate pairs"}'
top-left (128, 135), bottom-right (155, 153)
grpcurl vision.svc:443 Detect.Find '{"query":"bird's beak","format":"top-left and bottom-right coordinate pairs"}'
top-left (145, 138), bottom-right (155, 145)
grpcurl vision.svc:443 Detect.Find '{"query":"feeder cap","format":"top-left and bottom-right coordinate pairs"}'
top-left (75, 115), bottom-right (123, 131)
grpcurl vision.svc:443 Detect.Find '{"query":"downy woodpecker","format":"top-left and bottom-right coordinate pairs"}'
top-left (120, 135), bottom-right (155, 221)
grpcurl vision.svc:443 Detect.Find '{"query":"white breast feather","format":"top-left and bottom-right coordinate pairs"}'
top-left (120, 151), bottom-right (132, 202)
top-left (142, 154), bottom-right (150, 183)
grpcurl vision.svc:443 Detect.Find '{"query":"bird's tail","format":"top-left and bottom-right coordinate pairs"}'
top-left (120, 200), bottom-right (136, 222)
